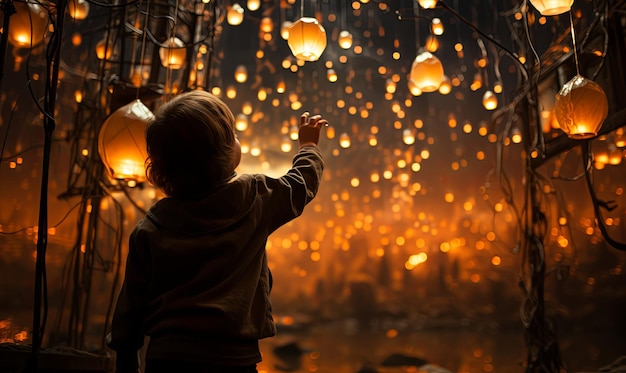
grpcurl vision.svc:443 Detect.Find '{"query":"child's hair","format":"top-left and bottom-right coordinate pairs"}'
top-left (145, 90), bottom-right (238, 197)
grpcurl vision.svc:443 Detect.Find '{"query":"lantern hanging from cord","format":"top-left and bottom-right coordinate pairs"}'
top-left (159, 37), bottom-right (186, 69)
top-left (529, 0), bottom-right (573, 15)
top-left (287, 17), bottom-right (327, 61)
top-left (68, 0), bottom-right (90, 20)
top-left (227, 3), bottom-right (245, 25)
top-left (554, 75), bottom-right (608, 139)
top-left (338, 30), bottom-right (353, 49)
top-left (8, 1), bottom-right (48, 48)
top-left (98, 100), bottom-right (154, 184)
top-left (409, 51), bottom-right (444, 93)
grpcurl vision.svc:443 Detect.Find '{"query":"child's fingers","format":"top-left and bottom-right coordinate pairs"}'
top-left (300, 112), bottom-right (310, 126)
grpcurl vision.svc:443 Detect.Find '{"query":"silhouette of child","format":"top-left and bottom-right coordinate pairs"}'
top-left (107, 90), bottom-right (326, 373)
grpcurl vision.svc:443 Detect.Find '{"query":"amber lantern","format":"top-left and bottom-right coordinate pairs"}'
top-left (247, 0), bottom-right (261, 11)
top-left (159, 37), bottom-right (186, 69)
top-left (95, 39), bottom-right (113, 60)
top-left (280, 21), bottom-right (292, 40)
top-left (68, 0), bottom-right (90, 20)
top-left (338, 30), bottom-right (353, 49)
top-left (417, 0), bottom-right (439, 9)
top-left (438, 75), bottom-right (452, 95)
top-left (409, 51), bottom-right (444, 93)
top-left (227, 3), bottom-right (245, 26)
top-left (431, 18), bottom-right (444, 35)
top-left (482, 90), bottom-right (498, 110)
top-left (529, 0), bottom-right (573, 15)
top-left (287, 17), bottom-right (327, 62)
top-left (554, 75), bottom-right (608, 139)
top-left (234, 65), bottom-right (248, 83)
top-left (8, 1), bottom-right (48, 48)
top-left (98, 100), bottom-right (154, 183)
top-left (260, 16), bottom-right (274, 33)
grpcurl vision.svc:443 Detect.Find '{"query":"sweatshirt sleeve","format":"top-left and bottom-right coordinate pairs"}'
top-left (107, 227), bottom-right (151, 371)
top-left (263, 145), bottom-right (324, 232)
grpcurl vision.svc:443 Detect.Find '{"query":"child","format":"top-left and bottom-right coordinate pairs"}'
top-left (107, 90), bottom-right (326, 373)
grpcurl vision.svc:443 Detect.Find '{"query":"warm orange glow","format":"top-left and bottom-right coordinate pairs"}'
top-left (529, 0), bottom-right (573, 15)
top-left (234, 65), bottom-right (248, 83)
top-left (8, 2), bottom-right (48, 48)
top-left (338, 30), bottom-right (353, 49)
top-left (409, 52), bottom-right (444, 93)
top-left (159, 37), bottom-right (186, 69)
top-left (554, 75), bottom-right (608, 139)
top-left (482, 90), bottom-right (498, 110)
top-left (417, 0), bottom-right (439, 9)
top-left (68, 0), bottom-right (90, 20)
top-left (431, 18), bottom-right (444, 35)
top-left (227, 4), bottom-right (245, 26)
top-left (287, 17), bottom-right (327, 62)
top-left (98, 99), bottom-right (153, 183)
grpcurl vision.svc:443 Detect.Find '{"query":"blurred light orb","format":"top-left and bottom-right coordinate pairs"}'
top-left (96, 39), bottom-right (113, 60)
top-left (68, 0), bottom-right (90, 20)
top-left (529, 0), bottom-right (573, 15)
top-left (247, 0), bottom-right (261, 11)
top-left (159, 37), bottom-right (186, 69)
top-left (431, 18), bottom-right (444, 35)
top-left (417, 0), bottom-right (439, 9)
top-left (482, 90), bottom-right (498, 110)
top-left (409, 51), bottom-right (444, 93)
top-left (554, 75), bottom-right (608, 139)
top-left (287, 17), bottom-right (327, 62)
top-left (98, 100), bottom-right (153, 183)
top-left (338, 30), bottom-right (353, 49)
top-left (234, 65), bottom-right (248, 83)
top-left (438, 75), bottom-right (452, 95)
top-left (8, 1), bottom-right (48, 48)
top-left (280, 21), bottom-right (292, 40)
top-left (227, 3), bottom-right (245, 26)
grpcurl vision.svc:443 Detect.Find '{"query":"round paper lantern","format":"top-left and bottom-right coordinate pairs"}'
top-left (482, 90), bottom-right (498, 110)
top-left (287, 17), bottom-right (327, 62)
top-left (338, 30), bottom-right (353, 49)
top-left (227, 3), bottom-right (244, 26)
top-left (554, 75), bottom-right (608, 139)
top-left (98, 100), bottom-right (154, 183)
top-left (68, 0), bottom-right (90, 20)
top-left (529, 0), bottom-right (573, 15)
top-left (417, 0), bottom-right (439, 9)
top-left (159, 37), bottom-right (186, 69)
top-left (247, 0), bottom-right (260, 11)
top-left (8, 1), bottom-right (48, 48)
top-left (409, 51), bottom-right (444, 93)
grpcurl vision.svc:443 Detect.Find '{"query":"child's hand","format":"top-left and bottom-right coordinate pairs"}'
top-left (298, 112), bottom-right (327, 147)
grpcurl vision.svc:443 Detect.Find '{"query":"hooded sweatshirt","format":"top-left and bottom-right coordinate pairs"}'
top-left (108, 145), bottom-right (324, 369)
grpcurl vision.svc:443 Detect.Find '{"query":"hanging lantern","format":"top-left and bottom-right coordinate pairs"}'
top-left (529, 0), bottom-right (573, 16)
top-left (287, 17), bottom-right (327, 62)
top-left (68, 0), bottom-right (90, 20)
top-left (431, 18), bottom-right (444, 35)
top-left (280, 21), bottom-right (292, 40)
top-left (327, 68), bottom-right (338, 82)
top-left (260, 16), bottom-right (274, 33)
top-left (417, 0), bottom-right (439, 9)
top-left (8, 1), bottom-right (48, 48)
top-left (407, 79), bottom-right (423, 96)
top-left (482, 90), bottom-right (498, 110)
top-left (338, 30), bottom-right (353, 49)
top-left (247, 0), bottom-right (261, 11)
top-left (98, 100), bottom-right (154, 183)
top-left (409, 51), bottom-right (444, 93)
top-left (339, 133), bottom-right (351, 148)
top-left (159, 37), bottom-right (186, 69)
top-left (235, 113), bottom-right (249, 131)
top-left (227, 3), bottom-right (245, 26)
top-left (554, 75), bottom-right (608, 139)
top-left (424, 35), bottom-right (439, 53)
top-left (234, 65), bottom-right (248, 83)
top-left (95, 39), bottom-right (114, 60)
top-left (438, 75), bottom-right (452, 95)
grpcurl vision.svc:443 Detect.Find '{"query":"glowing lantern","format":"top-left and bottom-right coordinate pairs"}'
top-left (247, 0), bottom-right (261, 11)
top-left (227, 3), bottom-right (245, 26)
top-left (424, 35), bottom-right (439, 53)
top-left (287, 17), bottom-right (327, 62)
top-left (529, 0), bottom-right (573, 15)
top-left (234, 65), bottom-right (248, 83)
top-left (235, 114), bottom-right (249, 131)
top-left (338, 30), bottom-right (353, 49)
top-left (68, 0), bottom-right (90, 20)
top-left (339, 133), bottom-right (351, 148)
top-left (98, 100), bottom-right (154, 183)
top-left (438, 75), bottom-right (452, 95)
top-left (417, 0), bottom-right (439, 9)
top-left (8, 1), bottom-right (48, 48)
top-left (95, 39), bottom-right (113, 60)
top-left (407, 80), bottom-right (423, 96)
top-left (327, 68), bottom-right (338, 82)
top-left (409, 51), bottom-right (444, 93)
top-left (431, 18), bottom-right (444, 35)
top-left (482, 90), bottom-right (498, 110)
top-left (260, 16), bottom-right (274, 33)
top-left (554, 75), bottom-right (608, 139)
top-left (281, 21), bottom-right (292, 40)
top-left (159, 37), bottom-right (186, 69)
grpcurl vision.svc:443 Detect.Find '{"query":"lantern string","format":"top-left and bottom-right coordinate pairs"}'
top-left (301, 0), bottom-right (304, 17)
top-left (137, 0), bottom-right (151, 100)
top-left (569, 9), bottom-right (581, 76)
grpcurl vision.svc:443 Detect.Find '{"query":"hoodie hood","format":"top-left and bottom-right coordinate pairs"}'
top-left (146, 174), bottom-right (258, 236)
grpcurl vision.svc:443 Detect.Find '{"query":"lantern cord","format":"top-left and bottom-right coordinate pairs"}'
top-left (522, 0), bottom-right (541, 88)
top-left (582, 141), bottom-right (626, 251)
top-left (569, 9), bottom-right (581, 76)
top-left (301, 0), bottom-right (304, 17)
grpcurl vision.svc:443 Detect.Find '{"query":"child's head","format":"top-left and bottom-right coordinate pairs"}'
top-left (145, 90), bottom-right (241, 198)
